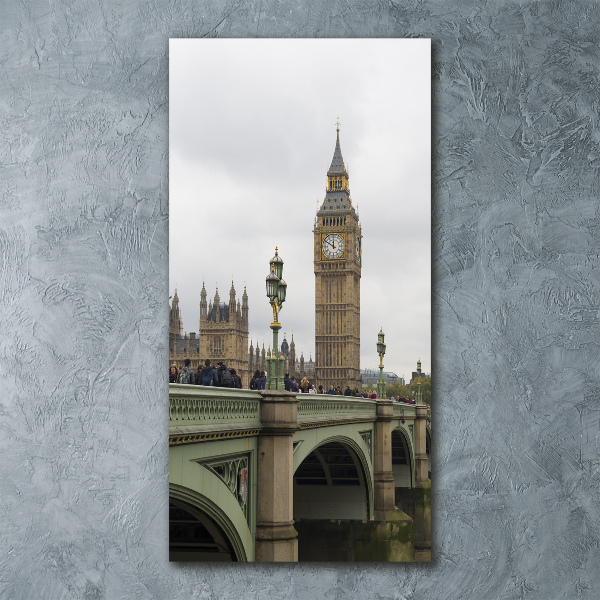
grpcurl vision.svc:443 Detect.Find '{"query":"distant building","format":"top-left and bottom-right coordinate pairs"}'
top-left (169, 282), bottom-right (249, 387)
top-left (278, 332), bottom-right (315, 382)
top-left (361, 369), bottom-right (404, 387)
top-left (410, 358), bottom-right (428, 385)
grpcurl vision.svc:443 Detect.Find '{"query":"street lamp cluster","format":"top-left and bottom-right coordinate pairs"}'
top-left (265, 247), bottom-right (287, 390)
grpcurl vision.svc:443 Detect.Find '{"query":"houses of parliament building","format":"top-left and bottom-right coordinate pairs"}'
top-left (169, 285), bottom-right (316, 387)
top-left (169, 124), bottom-right (361, 391)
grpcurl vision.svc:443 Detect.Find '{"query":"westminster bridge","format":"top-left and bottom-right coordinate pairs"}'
top-left (169, 384), bottom-right (431, 562)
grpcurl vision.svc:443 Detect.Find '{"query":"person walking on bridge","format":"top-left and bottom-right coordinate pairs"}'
top-left (300, 377), bottom-right (310, 393)
top-left (249, 370), bottom-right (260, 390)
top-left (197, 359), bottom-right (218, 386)
top-left (177, 359), bottom-right (194, 385)
top-left (216, 361), bottom-right (234, 387)
top-left (229, 368), bottom-right (242, 388)
top-left (257, 371), bottom-right (266, 390)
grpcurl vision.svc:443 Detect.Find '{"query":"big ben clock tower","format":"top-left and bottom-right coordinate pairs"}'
top-left (314, 123), bottom-right (362, 391)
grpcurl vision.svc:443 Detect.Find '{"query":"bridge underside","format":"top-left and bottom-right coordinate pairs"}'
top-left (169, 498), bottom-right (237, 562)
top-left (293, 439), bottom-right (385, 561)
top-left (294, 441), bottom-right (369, 521)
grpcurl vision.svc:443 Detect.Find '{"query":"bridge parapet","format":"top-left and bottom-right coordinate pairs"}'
top-left (297, 396), bottom-right (377, 428)
top-left (392, 403), bottom-right (417, 420)
top-left (169, 384), bottom-right (262, 442)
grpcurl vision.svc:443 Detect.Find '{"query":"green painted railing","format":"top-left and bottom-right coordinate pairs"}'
top-left (169, 384), bottom-right (262, 435)
top-left (297, 395), bottom-right (377, 426)
top-left (169, 385), bottom-right (420, 435)
top-left (392, 402), bottom-right (417, 420)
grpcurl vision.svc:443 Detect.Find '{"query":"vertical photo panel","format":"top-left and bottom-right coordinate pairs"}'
top-left (168, 39), bottom-right (431, 562)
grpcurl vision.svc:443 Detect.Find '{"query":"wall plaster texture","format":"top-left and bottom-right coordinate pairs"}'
top-left (1, 1), bottom-right (599, 599)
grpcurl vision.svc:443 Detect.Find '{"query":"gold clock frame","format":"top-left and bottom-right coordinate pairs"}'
top-left (321, 232), bottom-right (346, 260)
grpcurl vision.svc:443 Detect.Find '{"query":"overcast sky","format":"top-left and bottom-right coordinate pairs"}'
top-left (169, 39), bottom-right (430, 381)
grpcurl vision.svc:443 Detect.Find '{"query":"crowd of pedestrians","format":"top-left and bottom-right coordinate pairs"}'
top-left (170, 358), bottom-right (242, 388)
top-left (170, 361), bottom-right (416, 402)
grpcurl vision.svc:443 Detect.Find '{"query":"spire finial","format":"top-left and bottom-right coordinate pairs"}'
top-left (336, 117), bottom-right (340, 132)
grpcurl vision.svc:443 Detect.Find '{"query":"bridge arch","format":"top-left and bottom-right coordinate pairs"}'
top-left (292, 433), bottom-right (374, 521)
top-left (391, 422), bottom-right (416, 488)
top-left (169, 456), bottom-right (253, 561)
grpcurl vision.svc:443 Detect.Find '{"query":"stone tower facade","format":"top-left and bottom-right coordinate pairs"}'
top-left (169, 289), bottom-right (184, 346)
top-left (313, 124), bottom-right (362, 391)
top-left (248, 338), bottom-right (268, 375)
top-left (169, 281), bottom-right (250, 387)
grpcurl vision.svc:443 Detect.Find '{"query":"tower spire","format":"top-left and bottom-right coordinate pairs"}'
top-left (328, 120), bottom-right (347, 176)
top-left (318, 122), bottom-right (354, 216)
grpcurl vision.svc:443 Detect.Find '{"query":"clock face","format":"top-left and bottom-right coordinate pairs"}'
top-left (323, 233), bottom-right (344, 259)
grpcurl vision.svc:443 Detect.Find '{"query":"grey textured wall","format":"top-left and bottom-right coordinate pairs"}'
top-left (1, 1), bottom-right (599, 598)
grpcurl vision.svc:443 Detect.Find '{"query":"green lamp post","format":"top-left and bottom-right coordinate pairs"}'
top-left (376, 327), bottom-right (386, 399)
top-left (265, 247), bottom-right (287, 390)
top-left (416, 357), bottom-right (422, 403)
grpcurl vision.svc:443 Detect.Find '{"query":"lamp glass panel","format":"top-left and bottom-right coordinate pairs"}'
top-left (277, 280), bottom-right (287, 303)
top-left (266, 275), bottom-right (277, 300)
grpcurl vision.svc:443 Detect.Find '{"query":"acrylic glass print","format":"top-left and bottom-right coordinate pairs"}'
top-left (168, 39), bottom-right (431, 562)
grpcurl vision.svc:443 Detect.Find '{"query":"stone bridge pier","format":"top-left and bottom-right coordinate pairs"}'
top-left (255, 390), bottom-right (298, 562)
top-left (371, 399), bottom-right (415, 561)
top-left (395, 403), bottom-right (431, 554)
